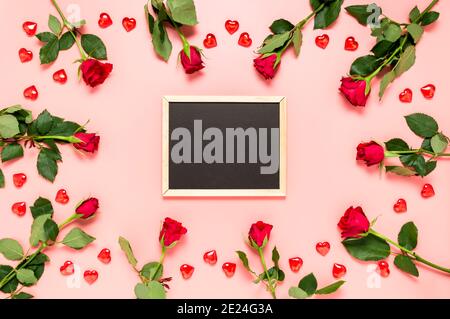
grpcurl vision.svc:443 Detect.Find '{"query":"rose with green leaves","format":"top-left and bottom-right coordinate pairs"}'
top-left (0, 105), bottom-right (98, 187)
top-left (289, 273), bottom-right (345, 299)
top-left (341, 0), bottom-right (440, 106)
top-left (0, 197), bottom-right (98, 299)
top-left (35, 0), bottom-right (112, 87)
top-left (254, 0), bottom-right (344, 79)
top-left (339, 206), bottom-right (450, 277)
top-left (119, 217), bottom-right (187, 299)
top-left (356, 113), bottom-right (449, 177)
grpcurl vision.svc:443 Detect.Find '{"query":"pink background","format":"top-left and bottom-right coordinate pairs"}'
top-left (1, 0), bottom-right (449, 299)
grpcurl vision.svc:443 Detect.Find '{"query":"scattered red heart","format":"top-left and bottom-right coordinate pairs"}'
top-left (98, 248), bottom-right (112, 264)
top-left (22, 21), bottom-right (37, 36)
top-left (18, 48), bottom-right (33, 63)
top-left (332, 263), bottom-right (346, 278)
top-left (122, 17), bottom-right (136, 32)
top-left (421, 84), bottom-right (435, 99)
top-left (60, 261), bottom-right (74, 276)
top-left (288, 257), bottom-right (303, 272)
top-left (203, 33), bottom-right (217, 49)
top-left (55, 189), bottom-right (70, 204)
top-left (344, 36), bottom-right (358, 51)
top-left (225, 20), bottom-right (239, 34)
top-left (12, 202), bottom-right (26, 216)
top-left (393, 198), bottom-right (407, 213)
top-left (23, 85), bottom-right (38, 101)
top-left (421, 183), bottom-right (435, 198)
top-left (98, 12), bottom-right (113, 28)
top-left (203, 250), bottom-right (218, 265)
top-left (84, 270), bottom-right (99, 284)
top-left (399, 88), bottom-right (413, 103)
top-left (315, 34), bottom-right (329, 49)
top-left (238, 32), bottom-right (252, 47)
top-left (377, 260), bottom-right (390, 277)
top-left (180, 264), bottom-right (194, 279)
top-left (53, 69), bottom-right (68, 84)
top-left (316, 241), bottom-right (330, 256)
top-left (222, 262), bottom-right (236, 277)
top-left (12, 173), bottom-right (27, 188)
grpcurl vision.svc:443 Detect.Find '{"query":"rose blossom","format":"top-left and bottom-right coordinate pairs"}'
top-left (253, 54), bottom-right (278, 79)
top-left (80, 59), bottom-right (113, 87)
top-left (248, 221), bottom-right (273, 248)
top-left (180, 46), bottom-right (204, 74)
top-left (338, 206), bottom-right (370, 238)
top-left (356, 141), bottom-right (385, 166)
top-left (340, 77), bottom-right (369, 106)
top-left (76, 198), bottom-right (99, 219)
top-left (159, 217), bottom-right (187, 247)
top-left (73, 132), bottom-right (100, 153)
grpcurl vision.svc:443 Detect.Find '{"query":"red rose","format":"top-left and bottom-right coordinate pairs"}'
top-left (80, 59), bottom-right (113, 87)
top-left (248, 221), bottom-right (273, 248)
top-left (339, 77), bottom-right (369, 106)
top-left (254, 54), bottom-right (278, 79)
top-left (338, 206), bottom-right (370, 238)
top-left (73, 132), bottom-right (100, 153)
top-left (76, 198), bottom-right (99, 219)
top-left (356, 141), bottom-right (385, 166)
top-left (180, 47), bottom-right (204, 74)
top-left (159, 217), bottom-right (187, 247)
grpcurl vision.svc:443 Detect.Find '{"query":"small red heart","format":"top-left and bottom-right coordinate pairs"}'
top-left (98, 248), bottom-right (112, 264)
top-left (377, 261), bottom-right (390, 277)
top-left (98, 12), bottom-right (113, 28)
top-left (344, 36), bottom-right (358, 51)
top-left (55, 189), bottom-right (70, 204)
top-left (22, 21), bottom-right (37, 36)
top-left (180, 264), bottom-right (194, 279)
top-left (222, 262), bottom-right (236, 277)
top-left (393, 198), bottom-right (407, 213)
top-left (421, 183), bottom-right (435, 198)
top-left (288, 257), bottom-right (303, 273)
top-left (122, 17), bottom-right (136, 32)
top-left (13, 173), bottom-right (27, 188)
top-left (421, 84), bottom-right (436, 99)
top-left (60, 261), bottom-right (74, 276)
top-left (12, 202), bottom-right (26, 216)
top-left (225, 20), bottom-right (239, 34)
top-left (316, 242), bottom-right (330, 256)
top-left (203, 250), bottom-right (218, 265)
top-left (399, 88), bottom-right (412, 103)
top-left (53, 69), bottom-right (68, 84)
top-left (23, 85), bottom-right (38, 101)
top-left (19, 48), bottom-right (33, 63)
top-left (203, 33), bottom-right (217, 49)
top-left (315, 34), bottom-right (329, 49)
top-left (332, 263), bottom-right (347, 278)
top-left (238, 32), bottom-right (252, 47)
top-left (84, 270), bottom-right (99, 284)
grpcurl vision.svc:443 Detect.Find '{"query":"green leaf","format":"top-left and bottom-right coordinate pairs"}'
top-left (312, 0), bottom-right (344, 29)
top-left (30, 197), bottom-right (54, 219)
top-left (0, 169), bottom-right (4, 188)
top-left (425, 160), bottom-right (437, 176)
top-left (421, 11), bottom-right (439, 26)
top-left (28, 253), bottom-right (49, 266)
top-left (39, 35), bottom-right (60, 64)
top-left (134, 281), bottom-right (166, 299)
top-left (316, 280), bottom-right (346, 295)
top-left (409, 6), bottom-right (420, 22)
top-left (81, 34), bottom-right (107, 60)
top-left (298, 273), bottom-right (317, 296)
top-left (385, 166), bottom-right (417, 176)
top-left (167, 0), bottom-right (198, 26)
top-left (236, 250), bottom-right (251, 272)
top-left (151, 19), bottom-right (173, 62)
top-left (71, 19), bottom-right (86, 28)
top-left (292, 28), bottom-right (302, 56)
top-left (0, 238), bottom-right (24, 261)
top-left (379, 70), bottom-right (396, 99)
top-left (345, 4), bottom-right (382, 26)
top-left (0, 114), bottom-right (20, 138)
top-left (17, 268), bottom-right (37, 285)
top-left (405, 113), bottom-right (438, 138)
top-left (257, 266), bottom-right (285, 283)
top-left (385, 138), bottom-right (409, 151)
top-left (118, 236), bottom-right (138, 267)
top-left (270, 19), bottom-right (295, 34)
top-left (394, 254), bottom-right (419, 277)
top-left (44, 219), bottom-right (59, 242)
top-left (384, 23), bottom-right (402, 42)
top-left (35, 110), bottom-right (54, 135)
top-left (342, 233), bottom-right (391, 261)
top-left (141, 262), bottom-right (163, 281)
top-left (12, 292), bottom-right (33, 299)
top-left (47, 120), bottom-right (81, 137)
top-left (1, 143), bottom-right (23, 162)
top-left (431, 133), bottom-right (448, 154)
top-left (288, 286), bottom-right (309, 299)
top-left (62, 228), bottom-right (95, 250)
top-left (398, 222), bottom-right (418, 250)
top-left (0, 265), bottom-right (18, 293)
top-left (36, 32), bottom-right (56, 42)
top-left (407, 23), bottom-right (423, 43)
top-left (371, 40), bottom-right (394, 57)
top-left (48, 15), bottom-right (62, 35)
top-left (272, 246), bottom-right (280, 267)
top-left (395, 46), bottom-right (416, 77)
top-left (59, 32), bottom-right (75, 51)
top-left (29, 215), bottom-right (51, 247)
top-left (145, 4), bottom-right (155, 33)
top-left (400, 154), bottom-right (426, 176)
top-left (421, 138), bottom-right (433, 152)
top-left (37, 148), bottom-right (59, 182)
top-left (350, 55), bottom-right (380, 76)
top-left (257, 32), bottom-right (291, 54)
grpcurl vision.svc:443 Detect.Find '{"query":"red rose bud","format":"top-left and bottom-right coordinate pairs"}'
top-left (338, 206), bottom-right (370, 238)
top-left (356, 141), bottom-right (384, 166)
top-left (248, 221), bottom-right (273, 248)
top-left (253, 54), bottom-right (278, 80)
top-left (80, 59), bottom-right (113, 87)
top-left (76, 197), bottom-right (99, 219)
top-left (73, 132), bottom-right (100, 153)
top-left (159, 217), bottom-right (187, 247)
top-left (180, 46), bottom-right (204, 74)
top-left (340, 77), bottom-right (369, 107)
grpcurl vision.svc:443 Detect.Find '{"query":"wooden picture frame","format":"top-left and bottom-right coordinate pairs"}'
top-left (162, 96), bottom-right (286, 197)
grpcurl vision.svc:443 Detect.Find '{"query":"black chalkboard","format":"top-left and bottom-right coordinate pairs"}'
top-left (162, 97), bottom-right (286, 197)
